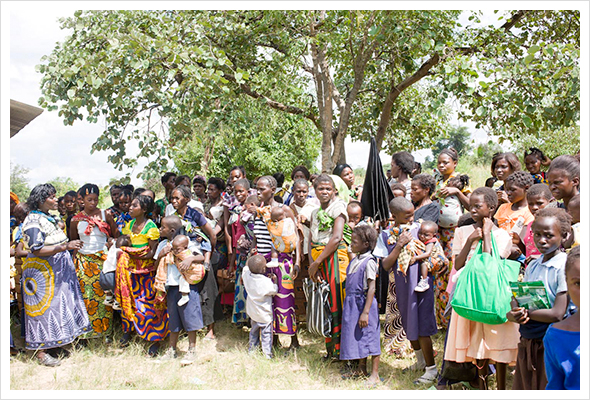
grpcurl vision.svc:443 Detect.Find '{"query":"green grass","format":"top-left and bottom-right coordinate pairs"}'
top-left (10, 316), bottom-right (511, 390)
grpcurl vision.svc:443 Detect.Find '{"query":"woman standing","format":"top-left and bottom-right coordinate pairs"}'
top-left (21, 184), bottom-right (91, 366)
top-left (308, 174), bottom-right (349, 359)
top-left (255, 176), bottom-right (301, 349)
top-left (204, 177), bottom-right (231, 309)
top-left (170, 185), bottom-right (220, 339)
top-left (117, 195), bottom-right (168, 356)
top-left (390, 152), bottom-right (415, 201)
top-left (333, 164), bottom-right (363, 202)
top-left (491, 152), bottom-right (522, 205)
top-left (410, 174), bottom-right (440, 224)
top-left (70, 184), bottom-right (118, 343)
top-left (432, 148), bottom-right (471, 329)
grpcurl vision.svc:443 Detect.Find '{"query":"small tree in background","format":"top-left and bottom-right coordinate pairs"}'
top-left (10, 163), bottom-right (31, 203)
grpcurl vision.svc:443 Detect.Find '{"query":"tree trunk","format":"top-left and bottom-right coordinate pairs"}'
top-left (375, 53), bottom-right (441, 152)
top-left (310, 11), bottom-right (335, 173)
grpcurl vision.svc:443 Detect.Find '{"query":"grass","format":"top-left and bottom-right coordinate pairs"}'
top-left (9, 314), bottom-right (512, 391)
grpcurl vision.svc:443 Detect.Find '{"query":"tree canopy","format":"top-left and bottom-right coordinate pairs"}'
top-left (37, 10), bottom-right (579, 178)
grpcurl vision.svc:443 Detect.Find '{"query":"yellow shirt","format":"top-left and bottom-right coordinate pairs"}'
top-left (122, 219), bottom-right (160, 247)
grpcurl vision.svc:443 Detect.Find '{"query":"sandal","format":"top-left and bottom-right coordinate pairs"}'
top-left (37, 352), bottom-right (61, 367)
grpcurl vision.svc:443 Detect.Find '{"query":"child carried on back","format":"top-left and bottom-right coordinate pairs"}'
top-left (257, 205), bottom-right (297, 266)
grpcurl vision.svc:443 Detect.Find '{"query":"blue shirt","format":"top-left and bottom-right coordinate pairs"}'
top-left (520, 252), bottom-right (568, 339)
top-left (544, 324), bottom-right (580, 390)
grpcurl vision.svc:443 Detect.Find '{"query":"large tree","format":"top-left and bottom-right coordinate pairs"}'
top-left (38, 10), bottom-right (579, 177)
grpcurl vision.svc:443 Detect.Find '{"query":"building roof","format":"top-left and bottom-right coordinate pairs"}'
top-left (10, 99), bottom-right (43, 138)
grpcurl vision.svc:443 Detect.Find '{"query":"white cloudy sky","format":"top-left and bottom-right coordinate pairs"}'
top-left (6, 4), bottom-right (503, 189)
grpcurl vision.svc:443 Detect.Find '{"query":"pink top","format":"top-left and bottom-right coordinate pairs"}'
top-left (523, 222), bottom-right (541, 259)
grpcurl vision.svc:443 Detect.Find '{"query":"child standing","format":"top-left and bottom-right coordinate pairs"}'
top-left (154, 216), bottom-right (204, 365)
top-left (410, 220), bottom-right (449, 293)
top-left (113, 189), bottom-right (133, 233)
top-left (524, 147), bottom-right (551, 184)
top-left (507, 208), bottom-right (571, 390)
top-left (547, 155), bottom-right (580, 209)
top-left (102, 234), bottom-right (131, 310)
top-left (377, 197), bottom-right (438, 385)
top-left (515, 184), bottom-right (555, 264)
top-left (444, 187), bottom-right (516, 390)
top-left (340, 225), bottom-right (381, 386)
top-left (494, 171), bottom-right (535, 234)
top-left (543, 246), bottom-right (580, 390)
top-left (242, 255), bottom-right (278, 359)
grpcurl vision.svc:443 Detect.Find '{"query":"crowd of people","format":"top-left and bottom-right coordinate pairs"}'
top-left (9, 147), bottom-right (581, 390)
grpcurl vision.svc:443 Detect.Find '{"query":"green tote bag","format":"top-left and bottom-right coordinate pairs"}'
top-left (450, 234), bottom-right (520, 325)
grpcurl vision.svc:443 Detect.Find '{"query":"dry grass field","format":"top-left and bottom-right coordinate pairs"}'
top-left (10, 313), bottom-right (510, 391)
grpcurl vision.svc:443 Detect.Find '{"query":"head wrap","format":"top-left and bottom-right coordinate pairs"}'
top-left (10, 192), bottom-right (20, 205)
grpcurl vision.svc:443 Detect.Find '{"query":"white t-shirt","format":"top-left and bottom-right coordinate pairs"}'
top-left (347, 251), bottom-right (378, 290)
top-left (165, 199), bottom-right (204, 217)
top-left (103, 246), bottom-right (121, 274)
top-left (154, 239), bottom-right (201, 287)
top-left (242, 266), bottom-right (277, 324)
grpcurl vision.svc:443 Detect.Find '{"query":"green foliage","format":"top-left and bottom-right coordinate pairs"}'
top-left (469, 141), bottom-right (504, 166)
top-left (442, 10), bottom-right (580, 143)
top-left (10, 163), bottom-right (31, 203)
top-left (37, 10), bottom-right (578, 178)
top-left (432, 125), bottom-right (473, 157)
top-left (172, 100), bottom-right (320, 179)
top-left (511, 125), bottom-right (580, 161)
top-left (47, 177), bottom-right (80, 197)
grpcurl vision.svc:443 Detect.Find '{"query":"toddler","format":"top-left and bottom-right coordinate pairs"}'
top-left (437, 174), bottom-right (469, 229)
top-left (410, 220), bottom-right (449, 292)
top-left (240, 194), bottom-right (260, 252)
top-left (102, 234), bottom-right (132, 310)
top-left (259, 206), bottom-right (298, 267)
top-left (242, 255), bottom-right (278, 359)
top-left (155, 235), bottom-right (205, 307)
top-left (390, 182), bottom-right (407, 199)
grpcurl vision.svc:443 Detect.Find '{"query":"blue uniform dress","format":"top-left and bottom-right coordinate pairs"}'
top-left (339, 253), bottom-right (381, 360)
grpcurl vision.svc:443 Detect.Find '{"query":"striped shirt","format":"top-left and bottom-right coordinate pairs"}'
top-left (253, 217), bottom-right (273, 255)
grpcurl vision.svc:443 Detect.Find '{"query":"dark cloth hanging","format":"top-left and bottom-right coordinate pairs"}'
top-left (360, 137), bottom-right (393, 221)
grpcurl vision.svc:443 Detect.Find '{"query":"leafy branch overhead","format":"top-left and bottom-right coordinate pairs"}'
top-left (37, 10), bottom-right (579, 178)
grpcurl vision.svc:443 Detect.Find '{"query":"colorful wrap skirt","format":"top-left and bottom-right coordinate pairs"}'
top-left (263, 252), bottom-right (297, 336)
top-left (74, 252), bottom-right (113, 338)
top-left (22, 251), bottom-right (91, 349)
top-left (311, 243), bottom-right (349, 357)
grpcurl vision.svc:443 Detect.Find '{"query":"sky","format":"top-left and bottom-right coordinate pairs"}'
top-left (1, 4), bottom-right (538, 189)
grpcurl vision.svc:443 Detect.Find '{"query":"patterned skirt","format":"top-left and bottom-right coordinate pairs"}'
top-left (311, 244), bottom-right (349, 357)
top-left (436, 227), bottom-right (455, 329)
top-left (232, 253), bottom-right (248, 324)
top-left (74, 252), bottom-right (113, 339)
top-left (263, 252), bottom-right (297, 336)
top-left (382, 269), bottom-right (409, 356)
top-left (121, 271), bottom-right (169, 341)
top-left (22, 251), bottom-right (91, 349)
